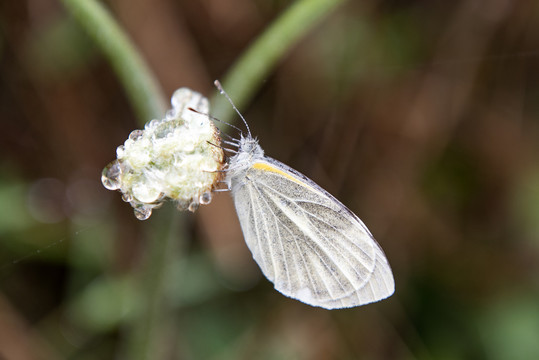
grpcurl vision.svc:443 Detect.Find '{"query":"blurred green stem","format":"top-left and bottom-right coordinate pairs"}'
top-left (211, 0), bottom-right (345, 124)
top-left (60, 0), bottom-right (167, 123)
top-left (60, 1), bottom-right (174, 359)
top-left (126, 212), bottom-right (185, 360)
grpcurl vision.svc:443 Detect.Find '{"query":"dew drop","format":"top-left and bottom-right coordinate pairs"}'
top-left (171, 88), bottom-right (190, 109)
top-left (165, 109), bottom-right (177, 121)
top-left (116, 145), bottom-right (125, 158)
top-left (176, 199), bottom-right (189, 211)
top-left (153, 123), bottom-right (172, 139)
top-left (122, 193), bottom-right (133, 202)
top-left (101, 161), bottom-right (123, 190)
top-left (199, 192), bottom-right (212, 205)
top-left (188, 201), bottom-right (199, 212)
top-left (132, 183), bottom-right (161, 203)
top-left (129, 129), bottom-right (144, 141)
top-left (145, 119), bottom-right (158, 130)
top-left (133, 204), bottom-right (152, 220)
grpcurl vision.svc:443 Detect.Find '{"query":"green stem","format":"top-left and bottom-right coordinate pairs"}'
top-left (211, 0), bottom-right (345, 124)
top-left (60, 1), bottom-right (177, 359)
top-left (126, 212), bottom-right (185, 360)
top-left (60, 0), bottom-right (167, 123)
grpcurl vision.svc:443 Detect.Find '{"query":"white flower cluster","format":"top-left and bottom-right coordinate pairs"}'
top-left (101, 88), bottom-right (224, 220)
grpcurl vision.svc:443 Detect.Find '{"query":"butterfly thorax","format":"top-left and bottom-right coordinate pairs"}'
top-left (225, 135), bottom-right (264, 189)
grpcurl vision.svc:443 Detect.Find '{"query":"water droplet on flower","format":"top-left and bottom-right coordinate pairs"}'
top-left (176, 199), bottom-right (189, 211)
top-left (132, 182), bottom-right (161, 203)
top-left (165, 109), bottom-right (176, 121)
top-left (145, 119), bottom-right (158, 130)
top-left (188, 201), bottom-right (199, 212)
top-left (116, 145), bottom-right (125, 158)
top-left (171, 88), bottom-right (190, 110)
top-left (153, 123), bottom-right (172, 139)
top-left (101, 161), bottom-right (123, 190)
top-left (199, 191), bottom-right (212, 205)
top-left (121, 193), bottom-right (133, 202)
top-left (133, 204), bottom-right (152, 220)
top-left (129, 129), bottom-right (143, 141)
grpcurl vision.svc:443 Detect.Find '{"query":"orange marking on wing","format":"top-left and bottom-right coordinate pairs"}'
top-left (251, 162), bottom-right (317, 192)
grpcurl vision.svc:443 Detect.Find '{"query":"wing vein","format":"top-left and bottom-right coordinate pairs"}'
top-left (247, 183), bottom-right (269, 276)
top-left (257, 181), bottom-right (375, 264)
top-left (252, 184), bottom-right (316, 294)
top-left (261, 188), bottom-right (349, 301)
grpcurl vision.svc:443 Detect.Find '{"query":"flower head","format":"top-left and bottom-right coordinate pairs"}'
top-left (102, 88), bottom-right (224, 220)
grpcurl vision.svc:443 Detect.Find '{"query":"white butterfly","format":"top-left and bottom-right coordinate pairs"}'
top-left (218, 82), bottom-right (394, 309)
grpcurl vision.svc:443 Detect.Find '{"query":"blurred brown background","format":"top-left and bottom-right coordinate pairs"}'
top-left (1, 0), bottom-right (539, 359)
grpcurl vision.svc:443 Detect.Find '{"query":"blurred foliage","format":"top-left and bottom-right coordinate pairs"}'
top-left (1, 0), bottom-right (539, 359)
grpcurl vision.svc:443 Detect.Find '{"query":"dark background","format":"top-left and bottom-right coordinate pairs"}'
top-left (1, 0), bottom-right (539, 359)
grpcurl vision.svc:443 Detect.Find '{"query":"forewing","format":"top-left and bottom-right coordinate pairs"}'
top-left (232, 158), bottom-right (394, 309)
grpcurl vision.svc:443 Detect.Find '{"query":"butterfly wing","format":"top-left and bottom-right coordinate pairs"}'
top-left (231, 157), bottom-right (394, 309)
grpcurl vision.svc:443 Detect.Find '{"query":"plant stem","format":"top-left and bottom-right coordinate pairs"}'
top-left (210, 0), bottom-right (345, 124)
top-left (60, 1), bottom-right (177, 359)
top-left (126, 212), bottom-right (185, 360)
top-left (60, 0), bottom-right (167, 123)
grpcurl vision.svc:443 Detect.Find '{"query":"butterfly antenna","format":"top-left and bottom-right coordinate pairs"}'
top-left (214, 80), bottom-right (251, 137)
top-left (187, 107), bottom-right (243, 135)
